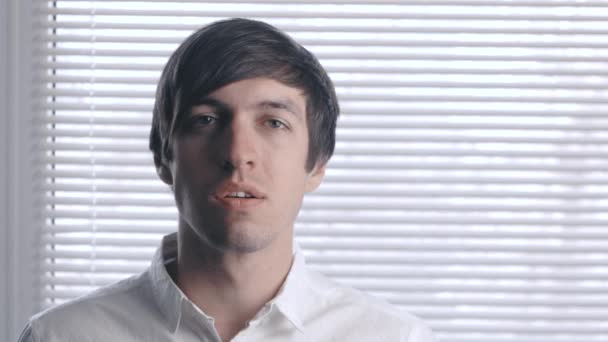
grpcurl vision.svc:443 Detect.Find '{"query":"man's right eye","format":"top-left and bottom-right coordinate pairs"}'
top-left (193, 115), bottom-right (217, 125)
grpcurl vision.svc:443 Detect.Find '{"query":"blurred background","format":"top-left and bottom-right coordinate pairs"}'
top-left (2, 1), bottom-right (608, 341)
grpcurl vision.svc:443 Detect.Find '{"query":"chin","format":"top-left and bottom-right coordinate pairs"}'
top-left (192, 220), bottom-right (276, 254)
top-left (223, 226), bottom-right (278, 253)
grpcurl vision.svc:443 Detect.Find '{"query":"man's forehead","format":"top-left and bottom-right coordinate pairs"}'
top-left (191, 98), bottom-right (304, 121)
top-left (190, 79), bottom-right (307, 119)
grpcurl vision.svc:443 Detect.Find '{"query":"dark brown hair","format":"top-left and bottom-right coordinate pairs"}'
top-left (150, 18), bottom-right (339, 171)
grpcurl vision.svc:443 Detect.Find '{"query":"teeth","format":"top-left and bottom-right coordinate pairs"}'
top-left (228, 191), bottom-right (253, 198)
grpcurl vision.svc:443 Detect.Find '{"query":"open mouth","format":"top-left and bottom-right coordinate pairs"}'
top-left (225, 191), bottom-right (256, 199)
top-left (213, 183), bottom-right (265, 209)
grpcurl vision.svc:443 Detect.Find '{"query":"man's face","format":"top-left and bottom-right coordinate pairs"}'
top-left (160, 77), bottom-right (325, 253)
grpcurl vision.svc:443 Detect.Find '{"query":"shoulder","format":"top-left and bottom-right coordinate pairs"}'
top-left (304, 269), bottom-right (436, 342)
top-left (25, 272), bottom-right (159, 341)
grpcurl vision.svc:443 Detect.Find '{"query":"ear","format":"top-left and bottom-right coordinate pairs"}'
top-left (304, 163), bottom-right (326, 193)
top-left (156, 163), bottom-right (173, 186)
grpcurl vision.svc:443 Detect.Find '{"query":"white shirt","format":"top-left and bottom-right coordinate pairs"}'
top-left (19, 233), bottom-right (436, 342)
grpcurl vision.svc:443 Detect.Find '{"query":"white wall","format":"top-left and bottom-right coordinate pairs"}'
top-left (1, 0), bottom-right (9, 338)
top-left (2, 0), bottom-right (38, 340)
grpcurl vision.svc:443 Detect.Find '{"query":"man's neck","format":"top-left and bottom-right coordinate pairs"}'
top-left (175, 228), bottom-right (294, 341)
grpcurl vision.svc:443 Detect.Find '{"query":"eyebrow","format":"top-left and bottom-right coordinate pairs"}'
top-left (255, 100), bottom-right (303, 120)
top-left (190, 98), bottom-right (230, 114)
top-left (191, 97), bottom-right (303, 120)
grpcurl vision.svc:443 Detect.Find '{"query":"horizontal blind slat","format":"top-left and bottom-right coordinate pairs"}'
top-left (36, 61), bottom-right (608, 76)
top-left (41, 169), bottom-right (608, 184)
top-left (37, 20), bottom-right (608, 36)
top-left (41, 288), bottom-right (608, 308)
top-left (40, 183), bottom-right (608, 199)
top-left (41, 263), bottom-right (608, 281)
top-left (43, 196), bottom-right (608, 214)
top-left (41, 142), bottom-right (608, 158)
top-left (36, 47), bottom-right (608, 62)
top-left (39, 93), bottom-right (608, 104)
top-left (43, 224), bottom-right (608, 239)
top-left (41, 157), bottom-right (608, 172)
top-left (37, 128), bottom-right (608, 144)
top-left (34, 76), bottom-right (608, 90)
top-left (37, 7), bottom-right (608, 21)
top-left (41, 249), bottom-right (608, 266)
top-left (42, 34), bottom-right (608, 49)
top-left (39, 0), bottom-right (608, 6)
top-left (39, 118), bottom-right (608, 131)
top-left (41, 277), bottom-right (608, 294)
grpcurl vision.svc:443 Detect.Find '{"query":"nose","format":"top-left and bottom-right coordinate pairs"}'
top-left (220, 116), bottom-right (258, 172)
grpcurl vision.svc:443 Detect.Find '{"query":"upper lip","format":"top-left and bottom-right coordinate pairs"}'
top-left (215, 182), bottom-right (265, 199)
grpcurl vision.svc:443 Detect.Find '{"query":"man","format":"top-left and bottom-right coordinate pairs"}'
top-left (19, 18), bottom-right (435, 341)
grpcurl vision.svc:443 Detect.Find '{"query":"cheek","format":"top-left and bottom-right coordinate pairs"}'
top-left (273, 164), bottom-right (310, 205)
top-left (172, 142), bottom-right (212, 181)
top-left (170, 160), bottom-right (205, 213)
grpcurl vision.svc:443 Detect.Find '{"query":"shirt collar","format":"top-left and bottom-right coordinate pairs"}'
top-left (270, 243), bottom-right (310, 332)
top-left (148, 233), bottom-right (312, 334)
top-left (148, 233), bottom-right (184, 333)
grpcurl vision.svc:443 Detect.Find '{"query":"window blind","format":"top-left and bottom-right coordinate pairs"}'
top-left (33, 1), bottom-right (608, 341)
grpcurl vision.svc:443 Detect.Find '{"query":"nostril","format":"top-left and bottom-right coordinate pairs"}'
top-left (223, 158), bottom-right (254, 170)
top-left (222, 160), bottom-right (235, 171)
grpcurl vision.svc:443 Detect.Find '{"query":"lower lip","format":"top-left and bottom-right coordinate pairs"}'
top-left (212, 196), bottom-right (264, 209)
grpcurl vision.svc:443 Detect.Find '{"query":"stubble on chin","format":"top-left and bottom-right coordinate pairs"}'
top-left (190, 215), bottom-right (277, 255)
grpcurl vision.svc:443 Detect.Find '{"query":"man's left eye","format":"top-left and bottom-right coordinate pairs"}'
top-left (267, 119), bottom-right (286, 129)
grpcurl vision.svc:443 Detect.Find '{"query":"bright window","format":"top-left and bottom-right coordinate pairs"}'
top-left (32, 1), bottom-right (608, 341)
